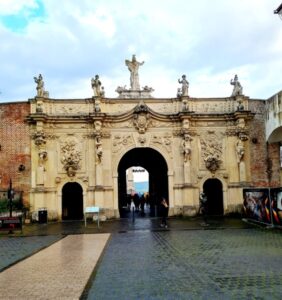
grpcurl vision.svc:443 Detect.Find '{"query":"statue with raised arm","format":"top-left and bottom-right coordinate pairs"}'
top-left (178, 74), bottom-right (189, 96)
top-left (125, 55), bottom-right (144, 90)
top-left (34, 74), bottom-right (44, 97)
top-left (230, 74), bottom-right (243, 97)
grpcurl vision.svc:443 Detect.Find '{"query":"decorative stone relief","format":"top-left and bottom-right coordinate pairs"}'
top-left (133, 103), bottom-right (151, 134)
top-left (133, 113), bottom-right (150, 133)
top-left (137, 135), bottom-right (147, 146)
top-left (151, 134), bottom-right (172, 154)
top-left (36, 100), bottom-right (43, 113)
top-left (94, 120), bottom-right (102, 133)
top-left (200, 131), bottom-right (223, 172)
top-left (32, 131), bottom-right (46, 147)
top-left (60, 137), bottom-right (82, 177)
top-left (182, 119), bottom-right (190, 130)
top-left (182, 99), bottom-right (189, 112)
top-left (55, 104), bottom-right (87, 115)
top-left (189, 100), bottom-right (236, 114)
top-left (163, 134), bottom-right (172, 153)
top-left (112, 134), bottom-right (134, 153)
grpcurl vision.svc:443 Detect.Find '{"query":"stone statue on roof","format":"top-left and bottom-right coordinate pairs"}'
top-left (230, 74), bottom-right (243, 97)
top-left (178, 74), bottom-right (189, 97)
top-left (125, 55), bottom-right (144, 90)
top-left (34, 74), bottom-right (44, 97)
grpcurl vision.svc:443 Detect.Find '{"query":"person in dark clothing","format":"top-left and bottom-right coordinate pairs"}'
top-left (160, 196), bottom-right (169, 228)
top-left (199, 192), bottom-right (208, 225)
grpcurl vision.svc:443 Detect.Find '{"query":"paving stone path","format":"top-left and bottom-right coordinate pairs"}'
top-left (0, 235), bottom-right (62, 272)
top-left (84, 228), bottom-right (282, 300)
top-left (0, 234), bottom-right (110, 299)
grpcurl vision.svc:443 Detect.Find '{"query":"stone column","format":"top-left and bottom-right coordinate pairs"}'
top-left (184, 161), bottom-right (191, 184)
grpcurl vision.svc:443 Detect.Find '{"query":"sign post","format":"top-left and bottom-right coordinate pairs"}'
top-left (84, 206), bottom-right (100, 228)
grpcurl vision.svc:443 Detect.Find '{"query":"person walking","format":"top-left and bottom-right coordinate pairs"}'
top-left (160, 196), bottom-right (169, 228)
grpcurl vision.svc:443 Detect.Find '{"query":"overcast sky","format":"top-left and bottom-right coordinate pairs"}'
top-left (0, 0), bottom-right (281, 102)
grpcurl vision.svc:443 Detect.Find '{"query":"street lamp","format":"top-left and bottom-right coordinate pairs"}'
top-left (274, 3), bottom-right (282, 19)
top-left (7, 179), bottom-right (14, 217)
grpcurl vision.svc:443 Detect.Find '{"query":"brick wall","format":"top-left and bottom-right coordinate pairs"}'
top-left (0, 102), bottom-right (30, 204)
top-left (248, 100), bottom-right (280, 187)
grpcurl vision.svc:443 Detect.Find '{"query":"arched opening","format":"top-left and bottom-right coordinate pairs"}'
top-left (267, 126), bottom-right (282, 143)
top-left (62, 182), bottom-right (83, 220)
top-left (203, 178), bottom-right (223, 215)
top-left (118, 148), bottom-right (168, 218)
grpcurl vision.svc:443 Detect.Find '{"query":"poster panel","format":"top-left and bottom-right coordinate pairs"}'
top-left (243, 189), bottom-right (271, 224)
top-left (270, 187), bottom-right (282, 225)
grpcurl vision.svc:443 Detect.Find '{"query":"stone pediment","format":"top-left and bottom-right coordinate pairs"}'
top-left (105, 101), bottom-right (177, 123)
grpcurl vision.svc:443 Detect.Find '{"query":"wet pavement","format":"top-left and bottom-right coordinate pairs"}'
top-left (0, 234), bottom-right (110, 299)
top-left (0, 216), bottom-right (282, 299)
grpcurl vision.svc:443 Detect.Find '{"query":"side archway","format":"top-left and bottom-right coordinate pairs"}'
top-left (62, 182), bottom-right (83, 220)
top-left (203, 178), bottom-right (224, 215)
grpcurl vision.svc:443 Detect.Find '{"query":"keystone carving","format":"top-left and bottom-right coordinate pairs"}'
top-left (133, 103), bottom-right (151, 134)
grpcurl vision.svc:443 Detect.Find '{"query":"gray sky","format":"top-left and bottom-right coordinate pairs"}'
top-left (0, 0), bottom-right (281, 102)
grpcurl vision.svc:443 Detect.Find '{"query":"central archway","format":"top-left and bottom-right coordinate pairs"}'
top-left (118, 147), bottom-right (168, 218)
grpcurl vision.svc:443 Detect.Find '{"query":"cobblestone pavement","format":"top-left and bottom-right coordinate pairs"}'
top-left (84, 228), bottom-right (282, 300)
top-left (0, 218), bottom-right (281, 299)
top-left (0, 235), bottom-right (62, 272)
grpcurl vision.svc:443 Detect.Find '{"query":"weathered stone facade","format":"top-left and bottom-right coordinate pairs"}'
top-left (0, 64), bottom-right (281, 221)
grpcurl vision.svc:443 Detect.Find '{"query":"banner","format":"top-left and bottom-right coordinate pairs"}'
top-left (270, 188), bottom-right (282, 225)
top-left (243, 189), bottom-right (271, 224)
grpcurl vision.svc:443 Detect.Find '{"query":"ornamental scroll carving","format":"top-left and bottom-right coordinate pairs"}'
top-left (32, 131), bottom-right (46, 146)
top-left (60, 137), bottom-right (82, 177)
top-left (112, 134), bottom-right (134, 153)
top-left (151, 134), bottom-right (172, 154)
top-left (200, 132), bottom-right (223, 172)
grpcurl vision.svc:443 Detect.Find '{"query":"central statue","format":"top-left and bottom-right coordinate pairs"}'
top-left (125, 55), bottom-right (144, 90)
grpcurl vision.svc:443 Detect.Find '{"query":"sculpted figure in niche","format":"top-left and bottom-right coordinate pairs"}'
top-left (34, 74), bottom-right (44, 97)
top-left (38, 150), bottom-right (47, 165)
top-left (96, 136), bottom-right (103, 163)
top-left (182, 134), bottom-right (192, 162)
top-left (230, 74), bottom-right (243, 97)
top-left (236, 139), bottom-right (245, 163)
top-left (125, 55), bottom-right (144, 90)
top-left (178, 75), bottom-right (189, 96)
top-left (91, 75), bottom-right (102, 96)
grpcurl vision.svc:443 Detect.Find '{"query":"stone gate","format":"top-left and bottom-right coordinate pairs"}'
top-left (26, 56), bottom-right (262, 220)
